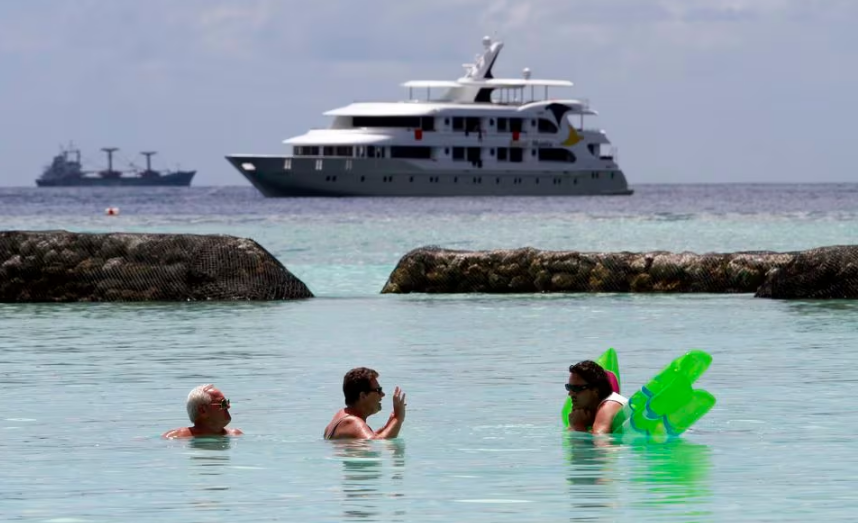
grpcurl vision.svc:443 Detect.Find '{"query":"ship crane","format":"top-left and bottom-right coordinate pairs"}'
top-left (100, 147), bottom-right (121, 179)
top-left (140, 151), bottom-right (161, 177)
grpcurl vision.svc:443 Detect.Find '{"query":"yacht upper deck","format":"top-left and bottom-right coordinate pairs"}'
top-left (323, 99), bottom-right (596, 117)
top-left (322, 36), bottom-right (595, 118)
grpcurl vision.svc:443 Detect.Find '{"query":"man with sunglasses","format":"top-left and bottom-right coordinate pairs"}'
top-left (324, 367), bottom-right (407, 440)
top-left (566, 361), bottom-right (628, 435)
top-left (163, 384), bottom-right (243, 438)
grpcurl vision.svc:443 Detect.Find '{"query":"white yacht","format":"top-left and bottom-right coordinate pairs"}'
top-left (227, 36), bottom-right (633, 197)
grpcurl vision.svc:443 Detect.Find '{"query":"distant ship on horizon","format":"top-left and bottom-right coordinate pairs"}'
top-left (36, 145), bottom-right (196, 187)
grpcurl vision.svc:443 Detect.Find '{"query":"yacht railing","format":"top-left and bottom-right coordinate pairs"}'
top-left (306, 126), bottom-right (604, 134)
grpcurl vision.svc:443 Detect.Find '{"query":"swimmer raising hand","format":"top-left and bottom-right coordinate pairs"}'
top-left (324, 367), bottom-right (407, 440)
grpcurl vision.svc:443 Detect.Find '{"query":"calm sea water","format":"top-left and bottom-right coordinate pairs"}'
top-left (1, 184), bottom-right (857, 522)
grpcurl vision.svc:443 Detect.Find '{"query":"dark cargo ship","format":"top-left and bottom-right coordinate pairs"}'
top-left (36, 146), bottom-right (195, 187)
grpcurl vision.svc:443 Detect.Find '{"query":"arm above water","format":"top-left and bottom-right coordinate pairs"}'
top-left (568, 408), bottom-right (593, 432)
top-left (374, 387), bottom-right (406, 439)
top-left (591, 401), bottom-right (623, 435)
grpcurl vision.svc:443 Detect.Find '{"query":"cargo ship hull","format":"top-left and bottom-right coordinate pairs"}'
top-left (36, 171), bottom-right (195, 187)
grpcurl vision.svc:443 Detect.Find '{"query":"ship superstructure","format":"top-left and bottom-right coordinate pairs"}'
top-left (227, 36), bottom-right (632, 197)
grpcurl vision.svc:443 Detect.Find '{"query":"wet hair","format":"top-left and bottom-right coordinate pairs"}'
top-left (186, 384), bottom-right (215, 423)
top-left (569, 360), bottom-right (613, 400)
top-left (343, 367), bottom-right (380, 406)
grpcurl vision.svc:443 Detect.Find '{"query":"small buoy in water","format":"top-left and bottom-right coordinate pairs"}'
top-left (105, 207), bottom-right (120, 216)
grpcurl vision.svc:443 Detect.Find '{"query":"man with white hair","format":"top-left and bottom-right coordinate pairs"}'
top-left (163, 384), bottom-right (243, 438)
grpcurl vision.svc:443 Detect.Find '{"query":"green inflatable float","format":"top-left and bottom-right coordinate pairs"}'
top-left (563, 348), bottom-right (716, 440)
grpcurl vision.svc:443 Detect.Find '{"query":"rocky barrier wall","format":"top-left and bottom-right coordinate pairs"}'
top-left (381, 245), bottom-right (857, 299)
top-left (0, 231), bottom-right (313, 302)
top-left (754, 245), bottom-right (857, 299)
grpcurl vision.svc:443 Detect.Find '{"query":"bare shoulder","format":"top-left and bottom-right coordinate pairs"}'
top-left (162, 427), bottom-right (192, 439)
top-left (226, 428), bottom-right (243, 436)
top-left (330, 416), bottom-right (373, 440)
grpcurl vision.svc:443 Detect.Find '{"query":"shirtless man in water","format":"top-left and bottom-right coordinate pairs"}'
top-left (324, 367), bottom-right (406, 440)
top-left (567, 360), bottom-right (628, 435)
top-left (162, 384), bottom-right (243, 439)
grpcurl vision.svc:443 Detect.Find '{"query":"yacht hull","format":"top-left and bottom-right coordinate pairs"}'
top-left (226, 156), bottom-right (633, 197)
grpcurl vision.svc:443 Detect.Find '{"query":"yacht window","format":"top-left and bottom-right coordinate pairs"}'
top-left (452, 147), bottom-right (465, 160)
top-left (497, 118), bottom-right (508, 132)
top-left (467, 147), bottom-right (481, 162)
top-left (531, 119), bottom-right (536, 127)
top-left (323, 146), bottom-right (335, 156)
top-left (538, 148), bottom-right (577, 163)
top-left (421, 117), bottom-right (435, 131)
top-left (444, 148), bottom-right (449, 155)
top-left (489, 148), bottom-right (495, 156)
top-left (509, 118), bottom-right (523, 133)
top-left (509, 148), bottom-right (523, 163)
top-left (353, 116), bottom-right (421, 128)
top-left (489, 119), bottom-right (495, 126)
top-left (366, 146), bottom-right (377, 158)
top-left (390, 146), bottom-right (432, 159)
top-left (538, 119), bottom-right (558, 134)
top-left (335, 146), bottom-right (353, 157)
top-left (296, 146), bottom-right (320, 156)
top-left (444, 118), bottom-right (450, 126)
top-left (465, 117), bottom-right (481, 133)
top-left (452, 117), bottom-right (465, 131)
top-left (497, 148), bottom-right (508, 161)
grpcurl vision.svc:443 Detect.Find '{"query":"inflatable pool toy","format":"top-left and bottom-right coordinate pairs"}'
top-left (563, 348), bottom-right (716, 440)
top-left (619, 350), bottom-right (716, 440)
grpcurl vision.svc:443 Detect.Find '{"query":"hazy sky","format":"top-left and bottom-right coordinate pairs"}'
top-left (0, 0), bottom-right (856, 186)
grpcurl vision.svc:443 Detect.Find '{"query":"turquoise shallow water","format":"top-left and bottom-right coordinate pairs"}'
top-left (0, 185), bottom-right (857, 521)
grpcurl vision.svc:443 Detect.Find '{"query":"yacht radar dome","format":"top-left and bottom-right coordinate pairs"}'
top-left (482, 36), bottom-right (492, 47)
top-left (522, 67), bottom-right (532, 80)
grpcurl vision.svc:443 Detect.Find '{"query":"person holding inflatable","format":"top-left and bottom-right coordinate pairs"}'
top-left (566, 360), bottom-right (628, 435)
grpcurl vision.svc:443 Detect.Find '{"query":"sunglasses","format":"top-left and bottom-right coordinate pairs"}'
top-left (565, 384), bottom-right (591, 393)
top-left (366, 387), bottom-right (383, 395)
top-left (210, 398), bottom-right (231, 410)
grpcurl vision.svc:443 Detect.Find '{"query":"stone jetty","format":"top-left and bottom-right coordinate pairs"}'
top-left (381, 245), bottom-right (857, 299)
top-left (0, 231), bottom-right (313, 302)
